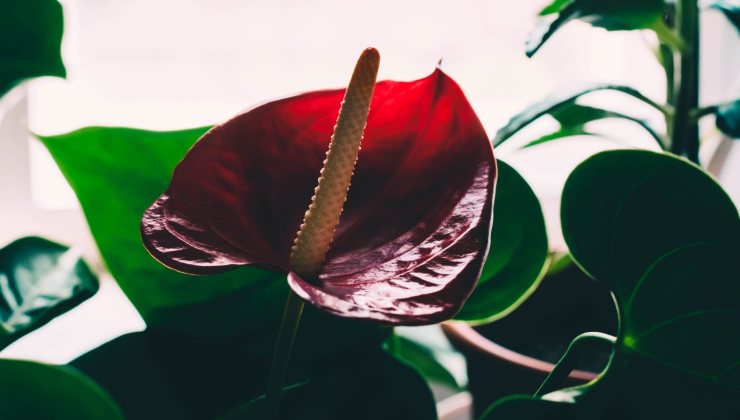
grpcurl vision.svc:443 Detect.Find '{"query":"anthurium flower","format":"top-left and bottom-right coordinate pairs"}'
top-left (141, 63), bottom-right (496, 325)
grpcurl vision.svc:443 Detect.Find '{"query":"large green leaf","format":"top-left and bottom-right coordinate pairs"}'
top-left (0, 359), bottom-right (124, 419)
top-left (560, 150), bottom-right (738, 291)
top-left (527, 0), bottom-right (675, 57)
top-left (0, 236), bottom-right (98, 349)
top-left (0, 0), bottom-right (66, 97)
top-left (38, 127), bottom-right (288, 336)
top-left (483, 150), bottom-right (740, 418)
top-left (493, 84), bottom-right (665, 147)
top-left (715, 99), bottom-right (740, 138)
top-left (73, 330), bottom-right (434, 420)
top-left (455, 160), bottom-right (548, 323)
top-left (707, 0), bottom-right (740, 31)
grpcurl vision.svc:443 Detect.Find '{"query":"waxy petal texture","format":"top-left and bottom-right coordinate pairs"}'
top-left (141, 69), bottom-right (496, 324)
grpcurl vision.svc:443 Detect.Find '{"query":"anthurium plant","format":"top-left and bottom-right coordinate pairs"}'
top-left (1, 0), bottom-right (738, 419)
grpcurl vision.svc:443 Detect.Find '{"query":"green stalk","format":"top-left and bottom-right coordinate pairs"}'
top-left (670, 0), bottom-right (700, 163)
top-left (534, 332), bottom-right (616, 397)
top-left (265, 291), bottom-right (305, 418)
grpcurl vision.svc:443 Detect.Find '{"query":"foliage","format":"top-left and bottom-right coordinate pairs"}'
top-left (0, 236), bottom-right (98, 349)
top-left (455, 160), bottom-right (549, 324)
top-left (0, 0), bottom-right (65, 96)
top-left (482, 150), bottom-right (740, 419)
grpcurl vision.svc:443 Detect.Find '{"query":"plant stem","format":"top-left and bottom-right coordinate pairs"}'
top-left (265, 290), bottom-right (305, 419)
top-left (534, 332), bottom-right (616, 397)
top-left (670, 0), bottom-right (700, 163)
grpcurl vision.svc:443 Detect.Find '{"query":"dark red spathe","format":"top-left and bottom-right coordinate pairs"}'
top-left (141, 69), bottom-right (496, 325)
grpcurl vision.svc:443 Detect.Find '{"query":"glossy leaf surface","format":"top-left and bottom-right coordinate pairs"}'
top-left (141, 70), bottom-right (496, 325)
top-left (493, 84), bottom-right (663, 147)
top-left (455, 160), bottom-right (548, 323)
top-left (716, 99), bottom-right (739, 137)
top-left (0, 0), bottom-right (66, 96)
top-left (0, 236), bottom-right (98, 349)
top-left (484, 150), bottom-right (740, 418)
top-left (527, 0), bottom-right (668, 57)
top-left (73, 331), bottom-right (434, 420)
top-left (0, 359), bottom-right (124, 419)
top-left (561, 150), bottom-right (738, 289)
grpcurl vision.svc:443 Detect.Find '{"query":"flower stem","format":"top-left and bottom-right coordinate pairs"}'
top-left (265, 290), bottom-right (305, 419)
top-left (264, 48), bottom-right (380, 419)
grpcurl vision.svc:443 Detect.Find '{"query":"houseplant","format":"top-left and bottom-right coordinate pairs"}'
top-left (445, 0), bottom-right (740, 418)
top-left (1, 0), bottom-right (738, 419)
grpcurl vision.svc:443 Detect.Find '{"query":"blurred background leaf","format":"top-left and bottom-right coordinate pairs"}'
top-left (0, 236), bottom-right (98, 349)
top-left (716, 99), bottom-right (740, 137)
top-left (0, 0), bottom-right (66, 97)
top-left (527, 0), bottom-right (674, 57)
top-left (493, 84), bottom-right (664, 147)
top-left (707, 0), bottom-right (740, 31)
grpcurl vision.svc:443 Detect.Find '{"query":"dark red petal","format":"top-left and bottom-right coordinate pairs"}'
top-left (141, 69), bottom-right (496, 324)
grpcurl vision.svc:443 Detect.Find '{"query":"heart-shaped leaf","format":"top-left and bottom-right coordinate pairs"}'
top-left (493, 84), bottom-right (664, 147)
top-left (0, 0), bottom-right (66, 97)
top-left (0, 359), bottom-right (123, 419)
top-left (0, 236), bottom-right (98, 349)
top-left (483, 150), bottom-right (740, 418)
top-left (561, 150), bottom-right (738, 291)
top-left (527, 0), bottom-right (675, 57)
top-left (455, 160), bottom-right (548, 324)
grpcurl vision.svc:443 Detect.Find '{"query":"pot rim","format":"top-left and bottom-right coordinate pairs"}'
top-left (441, 321), bottom-right (597, 382)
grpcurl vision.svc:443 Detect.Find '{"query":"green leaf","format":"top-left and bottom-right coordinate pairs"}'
top-left (561, 150), bottom-right (739, 292)
top-left (540, 0), bottom-right (574, 16)
top-left (493, 84), bottom-right (665, 147)
top-left (38, 126), bottom-right (289, 336)
top-left (483, 150), bottom-right (740, 418)
top-left (73, 331), bottom-right (434, 420)
top-left (623, 242), bottom-right (740, 382)
top-left (483, 349), bottom-right (740, 419)
top-left (707, 0), bottom-right (740, 31)
top-left (0, 236), bottom-right (98, 349)
top-left (522, 104), bottom-right (665, 149)
top-left (0, 359), bottom-right (124, 419)
top-left (0, 0), bottom-right (66, 97)
top-left (455, 160), bottom-right (548, 324)
top-left (716, 99), bottom-right (740, 137)
top-left (389, 326), bottom-right (467, 390)
top-left (526, 0), bottom-right (670, 57)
